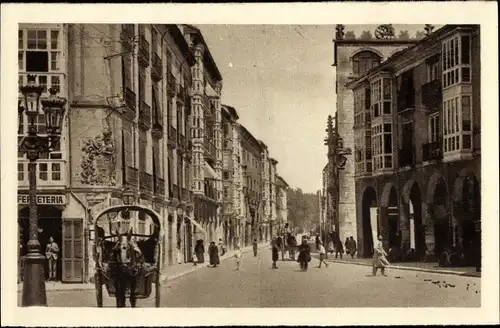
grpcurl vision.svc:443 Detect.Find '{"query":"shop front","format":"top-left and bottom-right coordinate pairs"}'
top-left (18, 193), bottom-right (85, 283)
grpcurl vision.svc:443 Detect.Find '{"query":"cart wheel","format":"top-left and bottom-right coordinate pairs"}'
top-left (95, 272), bottom-right (103, 307)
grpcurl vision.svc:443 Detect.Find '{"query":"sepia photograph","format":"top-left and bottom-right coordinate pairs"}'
top-left (1, 2), bottom-right (499, 327)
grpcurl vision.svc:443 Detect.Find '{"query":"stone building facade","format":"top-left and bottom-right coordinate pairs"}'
top-left (346, 25), bottom-right (481, 267)
top-left (332, 24), bottom-right (418, 244)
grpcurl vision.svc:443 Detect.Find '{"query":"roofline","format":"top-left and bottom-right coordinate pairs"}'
top-left (238, 124), bottom-right (263, 151)
top-left (222, 104), bottom-right (239, 120)
top-left (167, 24), bottom-right (196, 66)
top-left (345, 24), bottom-right (479, 88)
top-left (276, 175), bottom-right (289, 188)
top-left (184, 24), bottom-right (223, 81)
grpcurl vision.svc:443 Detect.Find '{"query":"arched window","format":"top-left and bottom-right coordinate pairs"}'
top-left (352, 51), bottom-right (382, 76)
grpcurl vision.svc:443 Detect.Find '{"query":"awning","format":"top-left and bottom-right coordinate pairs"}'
top-left (185, 215), bottom-right (208, 241)
top-left (204, 162), bottom-right (219, 180)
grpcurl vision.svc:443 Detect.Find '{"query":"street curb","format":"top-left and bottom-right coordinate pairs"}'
top-left (330, 259), bottom-right (481, 278)
top-left (17, 243), bottom-right (269, 293)
top-left (160, 243), bottom-right (267, 283)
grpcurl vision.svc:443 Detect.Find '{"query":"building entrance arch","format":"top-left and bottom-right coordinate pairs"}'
top-left (426, 173), bottom-right (450, 259)
top-left (401, 179), bottom-right (425, 259)
top-left (380, 183), bottom-right (399, 251)
top-left (361, 186), bottom-right (377, 257)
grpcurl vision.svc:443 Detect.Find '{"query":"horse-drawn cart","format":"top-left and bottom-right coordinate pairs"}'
top-left (93, 205), bottom-right (162, 308)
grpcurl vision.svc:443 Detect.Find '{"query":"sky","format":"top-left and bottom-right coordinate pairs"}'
top-left (199, 24), bottom-right (432, 194)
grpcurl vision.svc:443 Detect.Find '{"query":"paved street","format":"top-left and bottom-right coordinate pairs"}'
top-left (21, 245), bottom-right (481, 308)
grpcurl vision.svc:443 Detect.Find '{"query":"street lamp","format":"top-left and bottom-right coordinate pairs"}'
top-left (19, 75), bottom-right (66, 307)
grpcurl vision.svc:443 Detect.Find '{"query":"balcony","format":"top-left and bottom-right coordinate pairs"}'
top-left (421, 79), bottom-right (442, 112)
top-left (154, 176), bottom-right (165, 196)
top-left (125, 166), bottom-right (139, 188)
top-left (151, 52), bottom-right (163, 81)
top-left (139, 101), bottom-right (152, 130)
top-left (168, 125), bottom-right (177, 149)
top-left (138, 34), bottom-right (150, 67)
top-left (171, 184), bottom-right (180, 200)
top-left (17, 160), bottom-right (66, 189)
top-left (123, 87), bottom-right (136, 113)
top-left (399, 147), bottom-right (415, 168)
top-left (139, 171), bottom-right (154, 194)
top-left (120, 24), bottom-right (135, 51)
top-left (167, 72), bottom-right (176, 96)
top-left (152, 119), bottom-right (164, 139)
top-left (423, 141), bottom-right (443, 162)
top-left (204, 136), bottom-right (216, 162)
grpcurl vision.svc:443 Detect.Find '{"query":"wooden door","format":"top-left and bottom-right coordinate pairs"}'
top-left (62, 218), bottom-right (84, 282)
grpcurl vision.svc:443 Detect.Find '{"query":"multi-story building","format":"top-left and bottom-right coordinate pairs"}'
top-left (331, 24), bottom-right (418, 245)
top-left (182, 25), bottom-right (223, 247)
top-left (221, 104), bottom-right (241, 249)
top-left (238, 124), bottom-right (264, 246)
top-left (16, 23), bottom-right (215, 283)
top-left (268, 157), bottom-right (278, 238)
top-left (346, 25), bottom-right (481, 267)
top-left (259, 142), bottom-right (271, 242)
top-left (275, 175), bottom-right (289, 232)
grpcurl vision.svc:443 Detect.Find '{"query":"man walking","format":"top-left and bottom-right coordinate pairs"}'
top-left (317, 241), bottom-right (329, 268)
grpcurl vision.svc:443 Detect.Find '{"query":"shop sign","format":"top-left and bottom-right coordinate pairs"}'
top-left (18, 194), bottom-right (67, 205)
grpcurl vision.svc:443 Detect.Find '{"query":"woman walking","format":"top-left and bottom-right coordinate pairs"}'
top-left (372, 236), bottom-right (390, 276)
top-left (208, 241), bottom-right (220, 267)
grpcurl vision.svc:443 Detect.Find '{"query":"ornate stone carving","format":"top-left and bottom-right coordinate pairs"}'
top-left (344, 31), bottom-right (356, 40)
top-left (360, 30), bottom-right (373, 40)
top-left (374, 24), bottom-right (395, 40)
top-left (80, 127), bottom-right (117, 186)
top-left (335, 24), bottom-right (345, 40)
top-left (398, 30), bottom-right (410, 40)
top-left (424, 24), bottom-right (435, 36)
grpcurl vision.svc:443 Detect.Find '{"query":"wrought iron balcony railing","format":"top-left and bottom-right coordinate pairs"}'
top-left (167, 72), bottom-right (176, 95)
top-left (154, 176), bottom-right (165, 196)
top-left (125, 166), bottom-right (139, 187)
top-left (140, 171), bottom-right (154, 193)
top-left (138, 34), bottom-right (150, 67)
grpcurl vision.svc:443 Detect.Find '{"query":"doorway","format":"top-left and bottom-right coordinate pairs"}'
top-left (361, 186), bottom-right (377, 257)
top-left (19, 206), bottom-right (63, 281)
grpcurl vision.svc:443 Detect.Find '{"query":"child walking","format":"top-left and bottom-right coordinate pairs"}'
top-left (252, 239), bottom-right (258, 257)
top-left (318, 242), bottom-right (329, 268)
top-left (234, 245), bottom-right (242, 270)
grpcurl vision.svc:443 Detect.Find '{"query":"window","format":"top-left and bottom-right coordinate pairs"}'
top-left (224, 187), bottom-right (229, 198)
top-left (442, 33), bottom-right (472, 88)
top-left (151, 28), bottom-right (158, 54)
top-left (20, 28), bottom-right (62, 79)
top-left (352, 51), bottom-right (381, 76)
top-left (139, 67), bottom-right (146, 102)
top-left (371, 78), bottom-right (392, 118)
top-left (138, 130), bottom-right (147, 173)
top-left (122, 52), bottom-right (133, 91)
top-left (223, 171), bottom-right (230, 180)
top-left (152, 138), bottom-right (161, 179)
top-left (18, 111), bottom-right (61, 160)
top-left (428, 114), bottom-right (441, 143)
top-left (371, 123), bottom-right (393, 171)
top-left (122, 122), bottom-right (135, 167)
top-left (152, 83), bottom-right (161, 125)
top-left (427, 60), bottom-right (440, 82)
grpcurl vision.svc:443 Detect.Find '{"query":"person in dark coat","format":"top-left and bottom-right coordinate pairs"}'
top-left (348, 236), bottom-right (357, 258)
top-left (335, 237), bottom-right (344, 259)
top-left (271, 239), bottom-right (279, 269)
top-left (208, 241), bottom-right (220, 267)
top-left (194, 240), bottom-right (205, 264)
top-left (297, 239), bottom-right (312, 271)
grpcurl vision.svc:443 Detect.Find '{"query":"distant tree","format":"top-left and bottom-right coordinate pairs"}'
top-left (360, 30), bottom-right (373, 40)
top-left (398, 30), bottom-right (410, 40)
top-left (415, 31), bottom-right (426, 40)
top-left (344, 31), bottom-right (356, 40)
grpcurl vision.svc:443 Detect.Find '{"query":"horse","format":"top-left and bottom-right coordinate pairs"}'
top-left (110, 228), bottom-right (144, 308)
